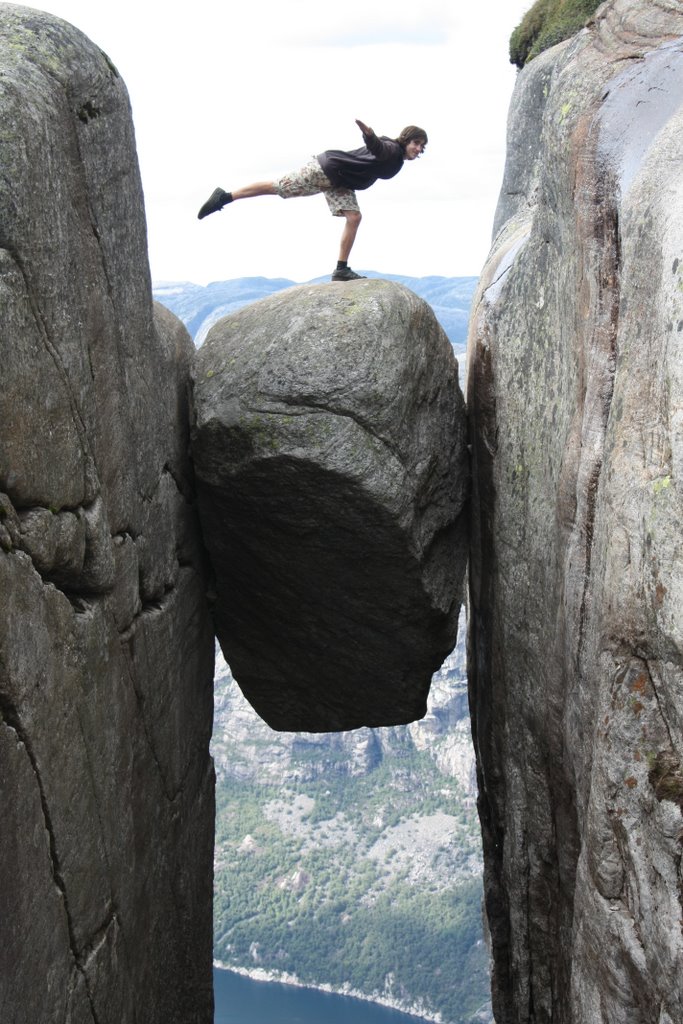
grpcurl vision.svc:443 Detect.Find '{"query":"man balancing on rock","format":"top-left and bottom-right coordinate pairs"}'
top-left (197, 119), bottom-right (428, 282)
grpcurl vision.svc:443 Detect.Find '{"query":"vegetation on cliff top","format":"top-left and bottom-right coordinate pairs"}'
top-left (509, 0), bottom-right (603, 68)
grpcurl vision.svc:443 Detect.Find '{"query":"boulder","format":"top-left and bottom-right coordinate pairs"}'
top-left (191, 280), bottom-right (468, 731)
top-left (0, 7), bottom-right (214, 1022)
top-left (468, 1), bottom-right (683, 1020)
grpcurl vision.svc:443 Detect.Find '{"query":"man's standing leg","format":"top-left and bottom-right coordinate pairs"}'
top-left (339, 210), bottom-right (361, 262)
top-left (331, 209), bottom-right (366, 282)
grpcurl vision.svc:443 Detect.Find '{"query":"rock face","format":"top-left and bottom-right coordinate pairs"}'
top-left (468, 2), bottom-right (683, 1021)
top-left (191, 280), bottom-right (468, 731)
top-left (0, 8), bottom-right (214, 1023)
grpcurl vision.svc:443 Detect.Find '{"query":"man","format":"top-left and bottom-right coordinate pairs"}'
top-left (197, 120), bottom-right (428, 282)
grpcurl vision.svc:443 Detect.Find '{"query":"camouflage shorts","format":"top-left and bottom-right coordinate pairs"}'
top-left (274, 158), bottom-right (360, 217)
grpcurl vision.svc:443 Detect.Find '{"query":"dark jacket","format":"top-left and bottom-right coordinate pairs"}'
top-left (317, 132), bottom-right (404, 191)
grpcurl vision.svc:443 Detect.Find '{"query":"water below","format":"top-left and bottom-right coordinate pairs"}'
top-left (214, 968), bottom-right (429, 1024)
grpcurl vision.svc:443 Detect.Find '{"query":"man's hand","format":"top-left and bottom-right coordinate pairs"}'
top-left (355, 118), bottom-right (374, 136)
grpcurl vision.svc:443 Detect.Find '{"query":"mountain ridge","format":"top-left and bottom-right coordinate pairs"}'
top-left (153, 274), bottom-right (477, 353)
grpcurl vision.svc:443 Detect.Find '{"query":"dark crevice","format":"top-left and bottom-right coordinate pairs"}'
top-left (0, 244), bottom-right (98, 499)
top-left (9, 549), bottom-right (99, 612)
top-left (70, 70), bottom-right (154, 371)
top-left (644, 660), bottom-right (676, 753)
top-left (77, 100), bottom-right (100, 123)
top-left (0, 696), bottom-right (74, 930)
top-left (74, 706), bottom-right (117, 903)
top-left (116, 632), bottom-right (189, 804)
top-left (0, 692), bottom-right (104, 1020)
top-left (117, 581), bottom-right (178, 641)
top-left (65, 593), bottom-right (93, 615)
top-left (139, 584), bottom-right (176, 616)
top-left (577, 182), bottom-right (621, 653)
top-left (67, 100), bottom-right (139, 369)
top-left (577, 459), bottom-right (603, 645)
top-left (162, 461), bottom-right (193, 503)
top-left (6, 496), bottom-right (84, 515)
top-left (79, 909), bottom-right (119, 968)
top-left (114, 526), bottom-right (138, 542)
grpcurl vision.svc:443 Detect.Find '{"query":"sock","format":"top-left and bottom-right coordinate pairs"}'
top-left (336, 260), bottom-right (348, 269)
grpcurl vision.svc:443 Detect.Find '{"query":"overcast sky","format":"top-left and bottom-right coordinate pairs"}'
top-left (30, 0), bottom-right (531, 283)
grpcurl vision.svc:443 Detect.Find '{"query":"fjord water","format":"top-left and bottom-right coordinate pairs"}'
top-left (214, 969), bottom-right (428, 1024)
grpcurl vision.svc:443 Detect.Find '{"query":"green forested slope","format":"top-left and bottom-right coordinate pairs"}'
top-left (214, 770), bottom-right (488, 1022)
top-left (212, 631), bottom-right (492, 1024)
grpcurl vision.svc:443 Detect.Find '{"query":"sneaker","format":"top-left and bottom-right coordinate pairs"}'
top-left (331, 266), bottom-right (367, 281)
top-left (197, 187), bottom-right (231, 220)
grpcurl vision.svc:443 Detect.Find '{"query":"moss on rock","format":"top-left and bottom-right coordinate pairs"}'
top-left (510, 0), bottom-right (603, 68)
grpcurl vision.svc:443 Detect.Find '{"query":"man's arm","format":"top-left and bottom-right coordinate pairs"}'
top-left (355, 119), bottom-right (399, 160)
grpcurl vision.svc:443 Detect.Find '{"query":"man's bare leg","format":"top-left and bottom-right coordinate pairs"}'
top-left (338, 210), bottom-right (362, 262)
top-left (231, 181), bottom-right (278, 200)
top-left (198, 180), bottom-right (277, 219)
top-left (331, 210), bottom-right (366, 280)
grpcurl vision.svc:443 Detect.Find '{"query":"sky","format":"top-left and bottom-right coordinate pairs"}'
top-left (28, 0), bottom-right (531, 284)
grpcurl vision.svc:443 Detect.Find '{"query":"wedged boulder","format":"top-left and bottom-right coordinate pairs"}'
top-left (191, 280), bottom-right (468, 731)
top-left (468, 1), bottom-right (683, 1020)
top-left (0, 8), bottom-right (213, 1023)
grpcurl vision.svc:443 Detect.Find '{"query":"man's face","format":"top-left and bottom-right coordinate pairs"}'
top-left (404, 139), bottom-right (425, 160)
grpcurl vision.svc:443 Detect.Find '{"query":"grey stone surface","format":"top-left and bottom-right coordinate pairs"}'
top-left (191, 280), bottom-right (468, 731)
top-left (0, 7), bottom-right (214, 1022)
top-left (467, 1), bottom-right (683, 1021)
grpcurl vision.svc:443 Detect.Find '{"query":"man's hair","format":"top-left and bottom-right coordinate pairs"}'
top-left (397, 126), bottom-right (428, 148)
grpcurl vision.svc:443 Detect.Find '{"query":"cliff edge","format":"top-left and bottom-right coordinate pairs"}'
top-left (468, 1), bottom-right (683, 1020)
top-left (0, 7), bottom-right (214, 1022)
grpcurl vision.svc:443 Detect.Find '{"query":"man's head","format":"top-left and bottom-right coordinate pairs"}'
top-left (398, 126), bottom-right (428, 160)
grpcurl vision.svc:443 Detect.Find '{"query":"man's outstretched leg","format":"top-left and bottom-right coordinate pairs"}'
top-left (331, 210), bottom-right (366, 281)
top-left (197, 181), bottom-right (277, 219)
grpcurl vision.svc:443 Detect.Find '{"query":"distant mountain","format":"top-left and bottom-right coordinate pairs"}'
top-left (153, 274), bottom-right (477, 353)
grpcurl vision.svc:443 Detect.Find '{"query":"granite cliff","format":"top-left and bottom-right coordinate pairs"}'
top-left (468, 1), bottom-right (683, 1020)
top-left (0, 8), bottom-right (214, 1022)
